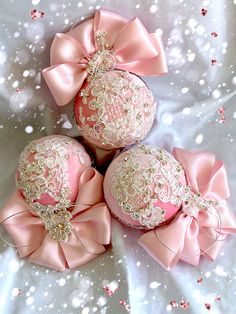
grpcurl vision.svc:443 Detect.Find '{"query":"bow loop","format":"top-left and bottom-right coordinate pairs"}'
top-left (113, 18), bottom-right (158, 63)
top-left (42, 63), bottom-right (87, 106)
top-left (173, 148), bottom-right (230, 199)
top-left (50, 33), bottom-right (86, 65)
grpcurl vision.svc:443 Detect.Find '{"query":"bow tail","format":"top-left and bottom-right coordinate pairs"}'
top-left (138, 213), bottom-right (194, 270)
top-left (198, 226), bottom-right (227, 261)
top-left (180, 219), bottom-right (200, 266)
top-left (60, 230), bottom-right (104, 270)
top-left (29, 234), bottom-right (68, 271)
top-left (0, 190), bottom-right (45, 258)
top-left (198, 202), bottom-right (236, 261)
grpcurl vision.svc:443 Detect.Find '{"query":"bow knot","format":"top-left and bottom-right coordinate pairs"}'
top-left (40, 209), bottom-right (72, 241)
top-left (42, 9), bottom-right (168, 106)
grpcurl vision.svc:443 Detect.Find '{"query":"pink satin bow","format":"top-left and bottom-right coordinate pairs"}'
top-left (139, 148), bottom-right (236, 270)
top-left (42, 9), bottom-right (168, 106)
top-left (0, 168), bottom-right (111, 271)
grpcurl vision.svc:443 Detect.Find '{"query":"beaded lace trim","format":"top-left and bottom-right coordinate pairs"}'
top-left (16, 136), bottom-right (86, 241)
top-left (110, 145), bottom-right (185, 228)
top-left (182, 186), bottom-right (219, 218)
top-left (87, 31), bottom-right (116, 81)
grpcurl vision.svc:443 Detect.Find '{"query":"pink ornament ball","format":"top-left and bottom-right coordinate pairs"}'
top-left (104, 145), bottom-right (186, 229)
top-left (74, 70), bottom-right (156, 150)
top-left (16, 135), bottom-right (91, 212)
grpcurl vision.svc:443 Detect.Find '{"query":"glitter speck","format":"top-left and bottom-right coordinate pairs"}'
top-left (211, 89), bottom-right (221, 99)
top-left (150, 281), bottom-right (161, 289)
top-left (231, 76), bottom-right (236, 85)
top-left (182, 107), bottom-right (191, 115)
top-left (187, 53), bottom-right (196, 62)
top-left (32, 0), bottom-right (40, 4)
top-left (58, 278), bottom-right (66, 287)
top-left (162, 112), bottom-right (173, 125)
top-left (195, 134), bottom-right (203, 144)
top-left (82, 307), bottom-right (89, 314)
top-left (23, 70), bottom-right (29, 77)
top-left (150, 5), bottom-right (158, 14)
top-left (181, 87), bottom-right (189, 94)
top-left (0, 51), bottom-right (7, 65)
top-left (72, 297), bottom-right (81, 308)
top-left (26, 297), bottom-right (34, 305)
top-left (25, 126), bottom-right (34, 134)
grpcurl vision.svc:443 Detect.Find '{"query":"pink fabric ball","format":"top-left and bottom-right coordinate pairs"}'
top-left (16, 135), bottom-right (91, 213)
top-left (104, 145), bottom-right (186, 229)
top-left (74, 70), bottom-right (156, 150)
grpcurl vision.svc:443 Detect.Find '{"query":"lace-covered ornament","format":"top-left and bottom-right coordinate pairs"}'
top-left (74, 31), bottom-right (156, 150)
top-left (16, 135), bottom-right (91, 240)
top-left (103, 145), bottom-right (186, 229)
top-left (74, 70), bottom-right (156, 150)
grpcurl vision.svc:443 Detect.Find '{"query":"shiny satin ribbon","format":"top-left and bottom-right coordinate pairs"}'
top-left (42, 9), bottom-right (168, 106)
top-left (0, 168), bottom-right (111, 271)
top-left (138, 148), bottom-right (236, 270)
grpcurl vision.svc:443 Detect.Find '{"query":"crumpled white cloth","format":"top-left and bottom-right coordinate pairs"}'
top-left (0, 1), bottom-right (236, 313)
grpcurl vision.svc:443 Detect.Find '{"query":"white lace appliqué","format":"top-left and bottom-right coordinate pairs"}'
top-left (17, 136), bottom-right (87, 241)
top-left (110, 145), bottom-right (185, 228)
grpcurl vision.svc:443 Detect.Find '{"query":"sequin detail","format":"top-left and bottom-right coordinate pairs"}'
top-left (76, 70), bottom-right (156, 149)
top-left (110, 145), bottom-right (185, 228)
top-left (16, 136), bottom-right (88, 241)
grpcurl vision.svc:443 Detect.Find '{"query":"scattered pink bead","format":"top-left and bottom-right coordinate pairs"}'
top-left (17, 289), bottom-right (22, 296)
top-left (170, 300), bottom-right (178, 308)
top-left (211, 32), bottom-right (218, 37)
top-left (218, 107), bottom-right (225, 115)
top-left (205, 303), bottom-right (211, 310)
top-left (219, 116), bottom-right (225, 124)
top-left (211, 59), bottom-right (217, 65)
top-left (102, 285), bottom-right (117, 296)
top-left (16, 88), bottom-right (21, 93)
top-left (197, 277), bottom-right (203, 284)
top-left (215, 296), bottom-right (221, 302)
top-left (30, 9), bottom-right (45, 20)
top-left (201, 8), bottom-right (208, 16)
top-left (180, 300), bottom-right (190, 310)
top-left (120, 300), bottom-right (131, 312)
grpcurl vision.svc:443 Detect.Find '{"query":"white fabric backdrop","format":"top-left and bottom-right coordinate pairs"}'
top-left (0, 0), bottom-right (236, 313)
